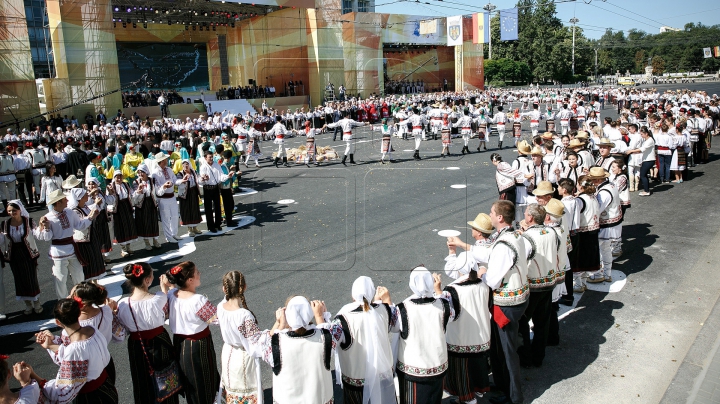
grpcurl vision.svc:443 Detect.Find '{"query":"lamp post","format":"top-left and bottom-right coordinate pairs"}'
top-left (570, 17), bottom-right (579, 77)
top-left (483, 3), bottom-right (497, 60)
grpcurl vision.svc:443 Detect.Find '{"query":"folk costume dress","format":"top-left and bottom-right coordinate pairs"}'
top-left (131, 171), bottom-right (160, 241)
top-left (167, 289), bottom-right (220, 404)
top-left (569, 193), bottom-right (601, 274)
top-left (177, 163), bottom-right (202, 227)
top-left (42, 328), bottom-right (118, 404)
top-left (39, 174), bottom-right (63, 204)
top-left (87, 179), bottom-right (114, 254)
top-left (0, 202), bottom-right (41, 301)
top-left (217, 300), bottom-right (264, 404)
top-left (71, 305), bottom-right (125, 385)
top-left (67, 189), bottom-right (106, 281)
top-left (116, 291), bottom-right (180, 404)
top-left (108, 175), bottom-right (137, 246)
top-left (494, 162), bottom-right (523, 203)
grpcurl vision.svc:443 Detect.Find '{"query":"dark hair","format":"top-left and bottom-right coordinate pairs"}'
top-left (222, 150), bottom-right (233, 159)
top-left (558, 178), bottom-right (575, 194)
top-left (54, 298), bottom-right (81, 326)
top-left (492, 200), bottom-right (515, 226)
top-left (107, 146), bottom-right (116, 153)
top-left (7, 202), bottom-right (21, 212)
top-left (203, 151), bottom-right (213, 157)
top-left (165, 261), bottom-right (196, 288)
top-left (577, 175), bottom-right (596, 194)
top-left (123, 262), bottom-right (153, 288)
top-left (72, 281), bottom-right (108, 306)
top-left (222, 271), bottom-right (256, 323)
top-left (490, 153), bottom-right (503, 163)
top-left (215, 144), bottom-right (225, 154)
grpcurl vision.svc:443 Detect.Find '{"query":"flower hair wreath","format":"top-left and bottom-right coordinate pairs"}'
top-left (170, 266), bottom-right (182, 275)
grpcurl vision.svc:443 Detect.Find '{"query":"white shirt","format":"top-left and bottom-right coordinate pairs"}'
top-left (217, 300), bottom-right (261, 351)
top-left (33, 208), bottom-right (92, 260)
top-left (198, 160), bottom-right (230, 186)
top-left (167, 289), bottom-right (218, 335)
top-left (116, 292), bottom-right (168, 332)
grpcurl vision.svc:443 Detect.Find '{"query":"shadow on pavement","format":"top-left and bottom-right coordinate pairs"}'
top-left (614, 223), bottom-right (657, 277)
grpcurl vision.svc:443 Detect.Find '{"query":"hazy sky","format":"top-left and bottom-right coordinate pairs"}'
top-left (375, 0), bottom-right (720, 39)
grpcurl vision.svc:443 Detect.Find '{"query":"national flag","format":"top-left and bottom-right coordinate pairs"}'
top-left (472, 12), bottom-right (490, 44)
top-left (447, 15), bottom-right (463, 46)
top-left (703, 47), bottom-right (712, 58)
top-left (714, 46), bottom-right (720, 57)
top-left (500, 8), bottom-right (518, 41)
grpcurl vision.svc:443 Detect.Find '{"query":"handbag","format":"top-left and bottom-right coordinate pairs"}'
top-left (128, 300), bottom-right (182, 402)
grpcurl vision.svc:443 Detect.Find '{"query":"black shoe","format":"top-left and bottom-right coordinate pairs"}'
top-left (547, 337), bottom-right (560, 346)
top-left (273, 157), bottom-right (280, 167)
top-left (461, 147), bottom-right (466, 155)
top-left (341, 156), bottom-right (347, 166)
top-left (350, 154), bottom-right (356, 164)
top-left (558, 296), bottom-right (574, 306)
top-left (226, 221), bottom-right (238, 227)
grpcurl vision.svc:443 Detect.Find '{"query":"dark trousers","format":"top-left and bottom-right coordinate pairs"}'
top-left (17, 174), bottom-right (33, 205)
top-left (563, 270), bottom-right (573, 300)
top-left (489, 300), bottom-right (528, 404)
top-left (202, 186), bottom-right (222, 230)
top-left (658, 154), bottom-right (672, 181)
top-left (548, 301), bottom-right (560, 344)
top-left (639, 160), bottom-right (655, 192)
top-left (696, 134), bottom-right (708, 163)
top-left (518, 290), bottom-right (552, 367)
top-left (220, 187), bottom-right (234, 224)
top-left (333, 125), bottom-right (341, 141)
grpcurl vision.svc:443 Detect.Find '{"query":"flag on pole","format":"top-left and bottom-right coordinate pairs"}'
top-left (500, 8), bottom-right (518, 41)
top-left (703, 47), bottom-right (712, 58)
top-left (447, 15), bottom-right (463, 46)
top-left (714, 46), bottom-right (720, 57)
top-left (472, 12), bottom-right (490, 44)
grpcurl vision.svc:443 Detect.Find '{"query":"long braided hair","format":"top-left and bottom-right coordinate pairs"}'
top-left (222, 271), bottom-right (256, 323)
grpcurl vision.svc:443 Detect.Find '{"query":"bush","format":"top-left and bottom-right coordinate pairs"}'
top-left (488, 80), bottom-right (507, 87)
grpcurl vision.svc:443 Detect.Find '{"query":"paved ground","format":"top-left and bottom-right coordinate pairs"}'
top-left (2, 82), bottom-right (720, 403)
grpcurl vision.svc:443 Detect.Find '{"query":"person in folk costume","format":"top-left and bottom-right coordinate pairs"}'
top-left (114, 262), bottom-right (180, 404)
top-left (528, 146), bottom-right (555, 194)
top-left (266, 116), bottom-right (291, 168)
top-left (85, 152), bottom-right (106, 192)
top-left (176, 160), bottom-right (203, 236)
top-left (325, 110), bottom-right (369, 165)
top-left (393, 266), bottom-right (456, 404)
top-left (555, 151), bottom-right (583, 193)
top-left (86, 178), bottom-right (113, 263)
top-left (302, 120), bottom-right (322, 166)
top-left (0, 145), bottom-right (20, 214)
top-left (380, 118), bottom-right (395, 163)
top-left (69, 281), bottom-right (125, 386)
top-left (165, 261), bottom-right (221, 404)
top-left (516, 204), bottom-right (559, 369)
top-left (543, 199), bottom-right (570, 344)
top-left (452, 108), bottom-right (475, 155)
top-left (172, 142), bottom-right (195, 173)
top-left (594, 138), bottom-right (616, 171)
top-left (27, 141), bottom-right (48, 204)
top-left (151, 153), bottom-right (181, 245)
top-left (108, 171), bottom-right (137, 257)
top-left (39, 162), bottom-right (63, 205)
top-left (428, 103), bottom-right (444, 140)
top-left (250, 295), bottom-right (336, 404)
top-left (234, 117), bottom-right (249, 164)
top-left (471, 200), bottom-right (530, 404)
top-left (511, 141), bottom-right (535, 226)
top-left (318, 276), bottom-right (397, 404)
top-left (440, 114), bottom-right (453, 157)
top-left (557, 104), bottom-right (573, 136)
top-left (586, 167), bottom-right (622, 284)
top-left (608, 159), bottom-right (629, 258)
top-left (122, 143), bottom-right (143, 184)
top-left (570, 176), bottom-right (601, 293)
top-left (519, 103), bottom-right (544, 139)
top-left (101, 146), bottom-right (118, 182)
top-left (571, 134), bottom-right (594, 171)
top-left (32, 298), bottom-right (119, 403)
top-left (493, 106), bottom-right (508, 149)
top-left (34, 190), bottom-right (98, 299)
top-left (443, 215), bottom-right (494, 404)
top-left (398, 107), bottom-right (428, 160)
top-left (490, 153), bottom-right (521, 203)
top-left (217, 271), bottom-right (264, 404)
top-left (66, 188), bottom-right (106, 281)
top-left (13, 145), bottom-right (34, 208)
top-left (131, 164), bottom-right (161, 251)
top-left (474, 109), bottom-right (490, 152)
top-left (670, 121), bottom-right (690, 183)
top-left (0, 200), bottom-right (43, 316)
top-left (555, 178), bottom-right (578, 304)
top-left (243, 119), bottom-right (263, 168)
top-left (0, 355), bottom-right (41, 403)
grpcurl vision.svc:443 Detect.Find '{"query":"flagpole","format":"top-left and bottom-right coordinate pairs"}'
top-left (570, 17), bottom-right (579, 77)
top-left (483, 3), bottom-right (496, 60)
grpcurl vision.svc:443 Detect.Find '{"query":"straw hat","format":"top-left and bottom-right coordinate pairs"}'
top-left (541, 132), bottom-right (554, 140)
top-left (568, 139), bottom-right (584, 149)
top-left (530, 146), bottom-right (544, 156)
top-left (575, 131), bottom-right (589, 140)
top-left (46, 189), bottom-right (67, 206)
top-left (587, 166), bottom-right (610, 179)
top-left (532, 181), bottom-right (554, 196)
top-left (596, 138), bottom-right (615, 148)
top-left (467, 213), bottom-right (494, 234)
top-left (62, 175), bottom-right (81, 189)
top-left (545, 198), bottom-right (565, 218)
top-left (154, 152), bottom-right (169, 163)
top-left (516, 140), bottom-right (532, 155)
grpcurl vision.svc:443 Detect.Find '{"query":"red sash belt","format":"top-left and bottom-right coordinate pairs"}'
top-left (159, 193), bottom-right (175, 199)
top-left (79, 369), bottom-right (108, 394)
top-left (343, 131), bottom-right (352, 134)
top-left (175, 327), bottom-right (210, 341)
top-left (677, 147), bottom-right (684, 150)
top-left (657, 146), bottom-right (670, 150)
top-left (531, 120), bottom-right (539, 124)
top-left (462, 127), bottom-right (471, 130)
top-left (275, 134), bottom-right (285, 139)
top-left (578, 116), bottom-right (585, 119)
top-left (561, 119), bottom-right (569, 122)
top-left (129, 326), bottom-right (164, 340)
top-left (238, 136), bottom-right (247, 140)
top-left (413, 126), bottom-right (422, 129)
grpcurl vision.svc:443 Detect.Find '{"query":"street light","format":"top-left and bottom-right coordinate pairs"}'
top-left (570, 17), bottom-right (579, 77)
top-left (483, 3), bottom-right (497, 60)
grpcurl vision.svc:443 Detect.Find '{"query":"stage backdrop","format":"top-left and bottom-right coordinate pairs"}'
top-left (116, 42), bottom-right (209, 90)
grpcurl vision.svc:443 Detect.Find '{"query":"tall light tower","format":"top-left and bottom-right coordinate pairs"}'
top-left (483, 3), bottom-right (497, 60)
top-left (570, 17), bottom-right (579, 77)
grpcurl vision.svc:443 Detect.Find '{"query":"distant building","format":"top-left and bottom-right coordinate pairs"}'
top-left (342, 0), bottom-right (375, 14)
top-left (660, 26), bottom-right (681, 33)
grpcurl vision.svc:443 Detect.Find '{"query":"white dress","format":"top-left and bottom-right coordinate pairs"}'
top-left (217, 301), bottom-right (263, 403)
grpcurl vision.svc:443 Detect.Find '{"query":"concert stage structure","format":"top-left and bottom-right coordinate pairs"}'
top-left (0, 0), bottom-right (484, 126)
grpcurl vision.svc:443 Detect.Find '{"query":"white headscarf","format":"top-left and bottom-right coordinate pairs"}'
top-left (285, 296), bottom-right (313, 331)
top-left (67, 188), bottom-right (87, 210)
top-left (409, 266), bottom-right (434, 298)
top-left (7, 200), bottom-right (29, 218)
top-left (445, 251), bottom-right (478, 280)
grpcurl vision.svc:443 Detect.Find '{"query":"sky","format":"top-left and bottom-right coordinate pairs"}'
top-left (375, 0), bottom-right (720, 39)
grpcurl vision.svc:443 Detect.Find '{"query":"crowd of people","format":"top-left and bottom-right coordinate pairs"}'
top-left (0, 85), bottom-right (717, 404)
top-left (121, 90), bottom-right (184, 108)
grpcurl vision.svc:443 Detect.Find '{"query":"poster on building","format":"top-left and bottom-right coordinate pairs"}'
top-left (420, 19), bottom-right (437, 35)
top-left (472, 12), bottom-right (489, 44)
top-left (447, 15), bottom-right (463, 46)
top-left (703, 47), bottom-right (712, 58)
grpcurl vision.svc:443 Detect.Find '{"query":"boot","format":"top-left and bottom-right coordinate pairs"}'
top-left (273, 157), bottom-right (280, 167)
top-left (24, 300), bottom-right (33, 315)
top-left (499, 141), bottom-right (503, 149)
top-left (121, 245), bottom-right (130, 257)
top-left (282, 157), bottom-right (290, 167)
top-left (414, 150), bottom-right (421, 160)
top-left (144, 239), bottom-right (152, 251)
top-left (153, 238), bottom-right (161, 249)
top-left (461, 146), bottom-right (466, 155)
top-left (349, 154), bottom-right (356, 164)
top-left (477, 144), bottom-right (482, 152)
top-left (193, 226), bottom-right (202, 235)
top-left (33, 300), bottom-right (43, 314)
top-left (341, 155), bottom-right (347, 166)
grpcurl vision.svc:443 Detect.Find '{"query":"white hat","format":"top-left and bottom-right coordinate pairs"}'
top-left (46, 189), bottom-right (67, 206)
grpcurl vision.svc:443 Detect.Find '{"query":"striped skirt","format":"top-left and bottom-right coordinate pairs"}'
top-left (397, 371), bottom-right (443, 404)
top-left (441, 129), bottom-right (451, 145)
top-left (92, 209), bottom-right (113, 253)
top-left (135, 197), bottom-right (160, 239)
top-left (73, 374), bottom-right (118, 404)
top-left (179, 186), bottom-right (202, 226)
top-left (443, 353), bottom-right (490, 402)
top-left (306, 138), bottom-right (316, 156)
top-left (221, 343), bottom-right (259, 404)
top-left (8, 242), bottom-right (40, 300)
top-left (128, 329), bottom-right (180, 404)
top-left (342, 382), bottom-right (364, 404)
top-left (173, 332), bottom-right (220, 404)
top-left (113, 198), bottom-right (137, 245)
top-left (77, 240), bottom-right (106, 281)
top-left (382, 136), bottom-right (392, 153)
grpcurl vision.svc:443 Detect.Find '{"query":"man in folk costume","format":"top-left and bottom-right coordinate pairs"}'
top-left (380, 118), bottom-right (395, 164)
top-left (511, 141), bottom-right (535, 226)
top-left (453, 108), bottom-right (475, 155)
top-left (34, 189), bottom-right (98, 298)
top-left (26, 141), bottom-right (48, 204)
top-left (243, 120), bottom-right (263, 168)
top-left (543, 198), bottom-right (572, 339)
top-left (0, 145), bottom-right (17, 216)
top-left (266, 116), bottom-right (291, 167)
top-left (569, 137), bottom-right (593, 172)
top-left (428, 103), bottom-right (444, 140)
top-left (472, 200), bottom-right (530, 404)
top-left (557, 104), bottom-right (573, 136)
top-left (151, 152), bottom-right (181, 245)
top-left (325, 110), bottom-right (368, 166)
top-left (520, 103), bottom-right (543, 139)
top-left (528, 147), bottom-right (555, 194)
top-left (586, 167), bottom-right (622, 284)
top-left (398, 107), bottom-right (428, 160)
top-left (474, 108), bottom-right (491, 152)
top-left (302, 120), bottom-right (322, 167)
top-left (517, 204), bottom-right (559, 369)
top-left (595, 138), bottom-right (616, 171)
top-left (494, 106), bottom-right (508, 149)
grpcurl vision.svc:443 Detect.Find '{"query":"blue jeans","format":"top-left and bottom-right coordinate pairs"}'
top-left (659, 154), bottom-right (672, 181)
top-left (640, 160), bottom-right (655, 192)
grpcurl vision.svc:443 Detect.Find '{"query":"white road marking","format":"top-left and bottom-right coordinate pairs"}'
top-left (450, 184), bottom-right (467, 189)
